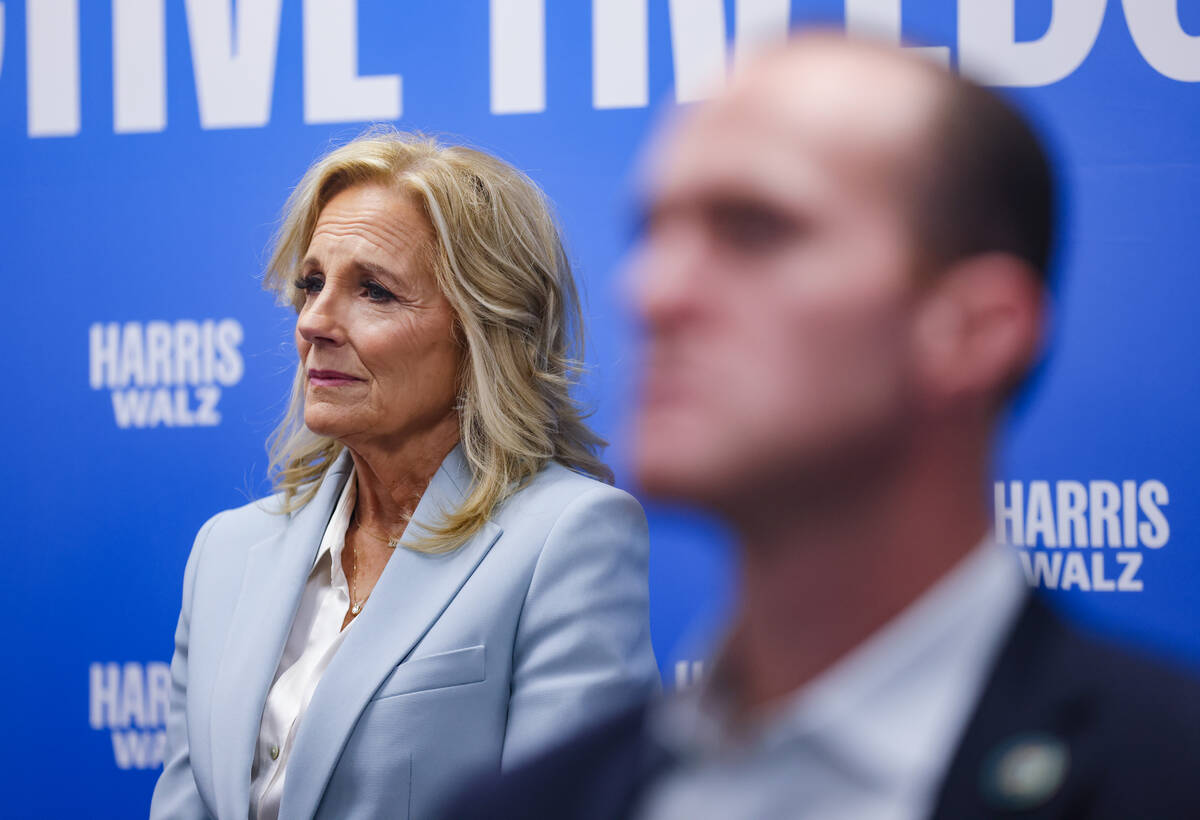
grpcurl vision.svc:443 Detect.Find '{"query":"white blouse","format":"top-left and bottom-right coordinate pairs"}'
top-left (249, 467), bottom-right (359, 820)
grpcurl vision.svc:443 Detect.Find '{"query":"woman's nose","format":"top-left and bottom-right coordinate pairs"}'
top-left (296, 290), bottom-right (347, 347)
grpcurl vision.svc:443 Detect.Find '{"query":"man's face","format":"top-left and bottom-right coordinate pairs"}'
top-left (630, 48), bottom-right (940, 508)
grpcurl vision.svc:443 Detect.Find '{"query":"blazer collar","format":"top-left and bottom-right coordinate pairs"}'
top-left (279, 444), bottom-right (502, 819)
top-left (208, 451), bottom-right (354, 820)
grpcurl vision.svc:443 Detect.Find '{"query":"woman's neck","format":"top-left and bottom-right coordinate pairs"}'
top-left (344, 415), bottom-right (461, 531)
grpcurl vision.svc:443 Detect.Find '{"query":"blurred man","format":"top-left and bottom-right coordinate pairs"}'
top-left (445, 34), bottom-right (1200, 819)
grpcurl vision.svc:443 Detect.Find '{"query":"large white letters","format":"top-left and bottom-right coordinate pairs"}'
top-left (490, 0), bottom-right (544, 113)
top-left (1123, 0), bottom-right (1200, 82)
top-left (27, 0), bottom-right (80, 136)
top-left (666, 0), bottom-right (791, 103)
top-left (667, 0), bottom-right (727, 102)
top-left (113, 0), bottom-right (166, 133)
top-left (14, 1), bottom-right (1200, 136)
top-left (844, 0), bottom-right (950, 65)
top-left (959, 0), bottom-right (1106, 87)
top-left (184, 0), bottom-right (283, 128)
top-left (593, 0), bottom-right (648, 109)
top-left (303, 0), bottom-right (400, 123)
top-left (732, 0), bottom-right (791, 68)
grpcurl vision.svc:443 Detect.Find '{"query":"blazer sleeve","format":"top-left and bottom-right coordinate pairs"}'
top-left (149, 513), bottom-right (220, 820)
top-left (501, 484), bottom-right (660, 769)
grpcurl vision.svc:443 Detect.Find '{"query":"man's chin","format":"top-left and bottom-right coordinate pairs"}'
top-left (633, 453), bottom-right (728, 506)
top-left (632, 415), bottom-right (710, 494)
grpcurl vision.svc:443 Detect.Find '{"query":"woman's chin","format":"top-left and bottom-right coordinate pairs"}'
top-left (303, 409), bottom-right (359, 441)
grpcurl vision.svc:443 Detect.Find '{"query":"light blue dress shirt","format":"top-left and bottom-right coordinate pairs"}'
top-left (640, 540), bottom-right (1026, 820)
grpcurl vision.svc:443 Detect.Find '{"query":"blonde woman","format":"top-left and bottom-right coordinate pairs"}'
top-left (150, 130), bottom-right (658, 820)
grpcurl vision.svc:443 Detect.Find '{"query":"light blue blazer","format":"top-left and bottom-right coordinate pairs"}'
top-left (150, 447), bottom-right (659, 819)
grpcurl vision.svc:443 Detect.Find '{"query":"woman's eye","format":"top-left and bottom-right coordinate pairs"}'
top-left (364, 281), bottom-right (395, 302)
top-left (294, 274), bottom-right (323, 295)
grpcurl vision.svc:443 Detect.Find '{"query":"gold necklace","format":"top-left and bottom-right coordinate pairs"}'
top-left (348, 539), bottom-right (367, 617)
top-left (353, 510), bottom-right (406, 550)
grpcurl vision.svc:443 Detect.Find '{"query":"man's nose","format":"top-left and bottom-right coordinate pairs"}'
top-left (628, 235), bottom-right (708, 331)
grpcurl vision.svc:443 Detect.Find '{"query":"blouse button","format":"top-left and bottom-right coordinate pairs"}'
top-left (269, 745), bottom-right (280, 761)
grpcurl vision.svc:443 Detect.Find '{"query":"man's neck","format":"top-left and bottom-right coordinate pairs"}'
top-left (722, 443), bottom-right (992, 714)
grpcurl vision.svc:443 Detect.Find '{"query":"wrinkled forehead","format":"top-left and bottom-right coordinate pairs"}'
top-left (644, 42), bottom-right (944, 211)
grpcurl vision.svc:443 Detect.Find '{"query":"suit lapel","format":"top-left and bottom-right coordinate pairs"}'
top-left (930, 596), bottom-right (1098, 819)
top-left (280, 446), bottom-right (503, 820)
top-left (208, 454), bottom-right (353, 820)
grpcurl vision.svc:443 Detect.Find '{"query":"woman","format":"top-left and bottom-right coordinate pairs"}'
top-left (150, 130), bottom-right (659, 820)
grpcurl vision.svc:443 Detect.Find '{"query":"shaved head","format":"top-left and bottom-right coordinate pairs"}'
top-left (630, 33), bottom-right (1053, 508)
top-left (648, 33), bottom-right (1055, 281)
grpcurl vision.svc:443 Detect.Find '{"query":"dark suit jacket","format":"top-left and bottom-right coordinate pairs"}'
top-left (442, 596), bottom-right (1200, 819)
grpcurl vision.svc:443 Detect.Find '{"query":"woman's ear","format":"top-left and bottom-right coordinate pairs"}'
top-left (911, 253), bottom-right (1045, 410)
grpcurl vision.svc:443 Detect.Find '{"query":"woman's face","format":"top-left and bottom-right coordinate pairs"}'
top-left (294, 183), bottom-right (462, 451)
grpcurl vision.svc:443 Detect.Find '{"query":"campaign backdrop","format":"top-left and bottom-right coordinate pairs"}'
top-left (3, 1), bottom-right (1198, 816)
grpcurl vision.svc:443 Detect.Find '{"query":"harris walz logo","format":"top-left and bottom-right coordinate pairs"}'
top-left (89, 320), bottom-right (244, 428)
top-left (90, 662), bottom-right (169, 769)
top-left (994, 480), bottom-right (1169, 592)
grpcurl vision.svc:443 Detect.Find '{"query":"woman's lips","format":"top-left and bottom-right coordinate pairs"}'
top-left (307, 369), bottom-right (363, 387)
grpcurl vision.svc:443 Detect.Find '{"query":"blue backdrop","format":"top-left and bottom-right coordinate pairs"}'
top-left (3, 1), bottom-right (1199, 816)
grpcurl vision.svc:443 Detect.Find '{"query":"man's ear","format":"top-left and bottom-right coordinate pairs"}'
top-left (911, 253), bottom-right (1045, 409)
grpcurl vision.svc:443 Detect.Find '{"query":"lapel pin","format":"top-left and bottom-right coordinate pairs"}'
top-left (980, 732), bottom-right (1070, 812)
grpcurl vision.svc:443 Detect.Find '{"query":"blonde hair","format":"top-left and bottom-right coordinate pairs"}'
top-left (264, 128), bottom-right (612, 553)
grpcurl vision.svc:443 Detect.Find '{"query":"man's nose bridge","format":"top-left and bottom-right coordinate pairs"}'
top-left (639, 231), bottom-right (707, 315)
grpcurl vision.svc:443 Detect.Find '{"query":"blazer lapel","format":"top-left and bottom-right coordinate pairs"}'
top-left (208, 454), bottom-right (353, 820)
top-left (280, 446), bottom-right (503, 820)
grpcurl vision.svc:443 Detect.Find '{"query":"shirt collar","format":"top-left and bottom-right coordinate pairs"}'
top-left (656, 538), bottom-right (1028, 792)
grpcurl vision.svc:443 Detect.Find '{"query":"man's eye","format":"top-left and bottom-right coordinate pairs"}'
top-left (711, 205), bottom-right (791, 251)
top-left (364, 281), bottom-right (395, 302)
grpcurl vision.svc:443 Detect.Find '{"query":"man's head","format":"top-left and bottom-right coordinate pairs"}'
top-left (630, 35), bottom-right (1054, 514)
